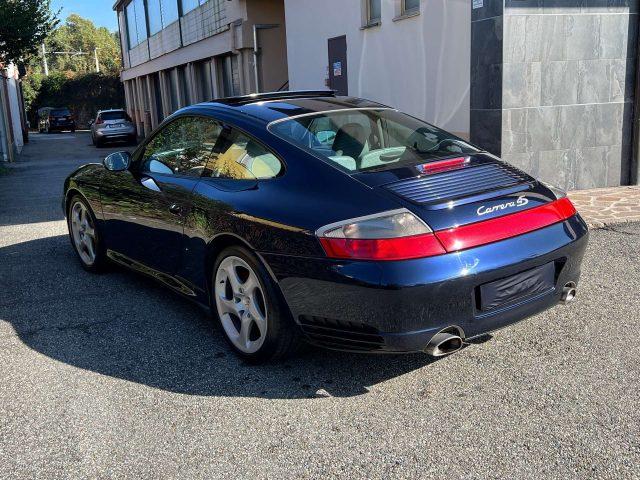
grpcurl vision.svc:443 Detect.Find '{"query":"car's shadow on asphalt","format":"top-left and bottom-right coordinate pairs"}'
top-left (1, 235), bottom-right (445, 398)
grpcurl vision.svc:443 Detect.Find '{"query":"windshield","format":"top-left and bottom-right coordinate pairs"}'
top-left (269, 109), bottom-right (480, 173)
top-left (51, 109), bottom-right (71, 116)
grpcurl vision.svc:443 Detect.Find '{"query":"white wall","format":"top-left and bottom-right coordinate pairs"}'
top-left (3, 65), bottom-right (24, 153)
top-left (284, 0), bottom-right (470, 136)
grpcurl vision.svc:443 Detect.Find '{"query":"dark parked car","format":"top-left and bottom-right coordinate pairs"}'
top-left (62, 91), bottom-right (588, 362)
top-left (90, 109), bottom-right (137, 147)
top-left (39, 107), bottom-right (76, 133)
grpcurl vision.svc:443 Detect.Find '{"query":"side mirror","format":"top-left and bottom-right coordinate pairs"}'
top-left (88, 119), bottom-right (94, 127)
top-left (103, 151), bottom-right (131, 172)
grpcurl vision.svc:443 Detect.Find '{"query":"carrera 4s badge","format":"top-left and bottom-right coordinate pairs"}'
top-left (477, 196), bottom-right (529, 216)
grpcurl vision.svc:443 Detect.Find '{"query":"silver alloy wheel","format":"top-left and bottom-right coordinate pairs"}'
top-left (215, 256), bottom-right (268, 354)
top-left (70, 201), bottom-right (97, 266)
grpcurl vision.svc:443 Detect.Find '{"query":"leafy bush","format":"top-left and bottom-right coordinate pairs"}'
top-left (28, 72), bottom-right (124, 127)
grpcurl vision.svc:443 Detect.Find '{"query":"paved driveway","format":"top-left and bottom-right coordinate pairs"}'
top-left (1, 133), bottom-right (639, 479)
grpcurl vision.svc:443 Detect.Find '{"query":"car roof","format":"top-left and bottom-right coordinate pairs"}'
top-left (98, 109), bottom-right (126, 113)
top-left (181, 91), bottom-right (391, 125)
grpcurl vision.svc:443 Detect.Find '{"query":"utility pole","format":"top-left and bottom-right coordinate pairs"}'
top-left (41, 43), bottom-right (49, 76)
top-left (94, 48), bottom-right (100, 73)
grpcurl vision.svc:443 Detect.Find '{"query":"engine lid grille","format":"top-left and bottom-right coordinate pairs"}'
top-left (384, 162), bottom-right (531, 205)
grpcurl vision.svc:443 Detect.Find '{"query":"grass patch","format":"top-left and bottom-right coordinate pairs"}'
top-left (0, 163), bottom-right (10, 176)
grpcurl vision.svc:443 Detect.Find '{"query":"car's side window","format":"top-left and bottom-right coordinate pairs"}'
top-left (141, 120), bottom-right (182, 175)
top-left (141, 116), bottom-right (222, 177)
top-left (205, 128), bottom-right (283, 180)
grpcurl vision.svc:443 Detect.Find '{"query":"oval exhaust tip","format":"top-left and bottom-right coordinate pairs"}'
top-left (560, 282), bottom-right (577, 304)
top-left (425, 332), bottom-right (464, 357)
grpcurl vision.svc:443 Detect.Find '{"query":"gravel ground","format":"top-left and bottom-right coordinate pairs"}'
top-left (1, 133), bottom-right (639, 479)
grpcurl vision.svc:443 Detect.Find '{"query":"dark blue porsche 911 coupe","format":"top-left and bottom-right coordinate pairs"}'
top-left (63, 91), bottom-right (588, 362)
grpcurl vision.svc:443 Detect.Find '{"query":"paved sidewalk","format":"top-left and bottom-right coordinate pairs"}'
top-left (569, 186), bottom-right (640, 228)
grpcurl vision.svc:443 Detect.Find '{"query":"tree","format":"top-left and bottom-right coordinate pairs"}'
top-left (0, 0), bottom-right (58, 64)
top-left (46, 14), bottom-right (121, 75)
top-left (22, 14), bottom-right (124, 122)
top-left (29, 71), bottom-right (125, 126)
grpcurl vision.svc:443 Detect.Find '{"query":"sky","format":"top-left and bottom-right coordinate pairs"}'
top-left (51, 0), bottom-right (119, 32)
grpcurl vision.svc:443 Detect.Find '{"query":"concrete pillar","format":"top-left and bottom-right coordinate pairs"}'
top-left (145, 75), bottom-right (158, 129)
top-left (186, 63), bottom-right (198, 104)
top-left (124, 80), bottom-right (134, 120)
top-left (210, 59), bottom-right (220, 100)
top-left (134, 77), bottom-right (146, 138)
top-left (159, 71), bottom-right (172, 117)
top-left (174, 68), bottom-right (185, 109)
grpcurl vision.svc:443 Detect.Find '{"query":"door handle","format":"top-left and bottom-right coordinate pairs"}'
top-left (141, 176), bottom-right (161, 192)
top-left (168, 204), bottom-right (183, 215)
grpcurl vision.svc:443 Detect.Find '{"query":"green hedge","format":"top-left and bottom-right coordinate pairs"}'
top-left (28, 72), bottom-right (124, 127)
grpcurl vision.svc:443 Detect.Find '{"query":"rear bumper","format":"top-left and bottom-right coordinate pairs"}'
top-left (262, 214), bottom-right (589, 353)
top-left (49, 122), bottom-right (75, 130)
top-left (95, 127), bottom-right (136, 139)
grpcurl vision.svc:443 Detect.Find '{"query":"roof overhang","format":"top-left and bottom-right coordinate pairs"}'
top-left (113, 0), bottom-right (127, 11)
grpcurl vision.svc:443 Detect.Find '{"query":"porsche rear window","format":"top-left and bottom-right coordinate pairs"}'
top-left (269, 109), bottom-right (479, 173)
top-left (51, 109), bottom-right (70, 116)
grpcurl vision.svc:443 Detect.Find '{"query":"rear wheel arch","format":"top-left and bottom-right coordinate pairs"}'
top-left (204, 234), bottom-right (280, 306)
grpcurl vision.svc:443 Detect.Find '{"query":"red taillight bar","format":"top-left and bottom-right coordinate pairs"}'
top-left (434, 197), bottom-right (577, 253)
top-left (319, 233), bottom-right (446, 261)
top-left (319, 198), bottom-right (577, 261)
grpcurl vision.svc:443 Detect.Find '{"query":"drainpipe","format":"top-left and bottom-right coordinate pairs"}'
top-left (253, 24), bottom-right (279, 93)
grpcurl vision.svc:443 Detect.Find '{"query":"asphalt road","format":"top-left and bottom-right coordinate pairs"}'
top-left (1, 132), bottom-right (639, 479)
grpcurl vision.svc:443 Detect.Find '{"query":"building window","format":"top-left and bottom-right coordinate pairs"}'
top-left (125, 0), bottom-right (148, 48)
top-left (134, 0), bottom-right (148, 43)
top-left (181, 0), bottom-right (208, 15)
top-left (147, 0), bottom-right (163, 35)
top-left (125, 3), bottom-right (138, 48)
top-left (366, 0), bottom-right (381, 25)
top-left (162, 0), bottom-right (179, 25)
top-left (402, 0), bottom-right (420, 14)
top-left (147, 0), bottom-right (179, 36)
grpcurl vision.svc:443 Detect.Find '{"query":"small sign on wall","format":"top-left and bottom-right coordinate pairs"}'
top-left (333, 61), bottom-right (342, 77)
top-left (473, 0), bottom-right (483, 8)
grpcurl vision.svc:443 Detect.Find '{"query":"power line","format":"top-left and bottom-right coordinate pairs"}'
top-left (40, 45), bottom-right (100, 75)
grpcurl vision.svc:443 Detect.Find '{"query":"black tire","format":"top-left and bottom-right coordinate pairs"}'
top-left (66, 194), bottom-right (108, 273)
top-left (212, 245), bottom-right (300, 363)
top-left (95, 137), bottom-right (103, 148)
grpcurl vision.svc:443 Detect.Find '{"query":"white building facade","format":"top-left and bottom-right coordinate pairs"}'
top-left (284, 0), bottom-right (471, 138)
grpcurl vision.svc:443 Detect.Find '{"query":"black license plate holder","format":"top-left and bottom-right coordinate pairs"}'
top-left (479, 262), bottom-right (555, 311)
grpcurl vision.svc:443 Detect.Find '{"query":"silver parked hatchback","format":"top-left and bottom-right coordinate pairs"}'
top-left (91, 109), bottom-right (137, 147)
